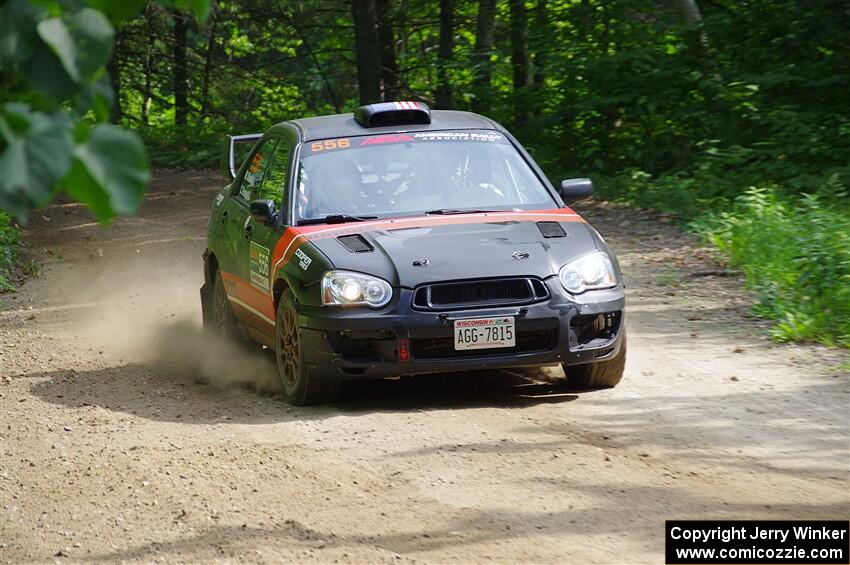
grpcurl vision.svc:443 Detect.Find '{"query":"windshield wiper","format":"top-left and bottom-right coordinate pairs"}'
top-left (425, 209), bottom-right (501, 215)
top-left (297, 214), bottom-right (379, 226)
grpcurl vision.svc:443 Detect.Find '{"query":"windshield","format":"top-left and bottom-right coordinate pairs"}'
top-left (296, 130), bottom-right (556, 222)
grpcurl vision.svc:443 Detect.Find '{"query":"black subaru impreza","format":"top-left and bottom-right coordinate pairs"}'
top-left (201, 101), bottom-right (626, 405)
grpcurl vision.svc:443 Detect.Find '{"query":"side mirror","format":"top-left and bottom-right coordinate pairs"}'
top-left (559, 178), bottom-right (594, 204)
top-left (249, 199), bottom-right (277, 224)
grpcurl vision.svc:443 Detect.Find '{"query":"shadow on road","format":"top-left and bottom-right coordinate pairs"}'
top-left (81, 478), bottom-right (849, 563)
top-left (26, 363), bottom-right (580, 425)
top-left (26, 356), bottom-right (849, 489)
top-left (336, 369), bottom-right (579, 411)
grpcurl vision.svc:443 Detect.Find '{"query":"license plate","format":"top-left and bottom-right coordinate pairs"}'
top-left (453, 316), bottom-right (516, 351)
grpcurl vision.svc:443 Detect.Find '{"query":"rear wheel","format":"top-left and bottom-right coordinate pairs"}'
top-left (562, 331), bottom-right (627, 389)
top-left (208, 271), bottom-right (239, 338)
top-left (275, 289), bottom-right (338, 406)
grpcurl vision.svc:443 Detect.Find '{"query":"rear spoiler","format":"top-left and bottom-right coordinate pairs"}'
top-left (221, 133), bottom-right (262, 179)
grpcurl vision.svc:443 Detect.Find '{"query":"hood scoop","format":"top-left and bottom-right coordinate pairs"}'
top-left (536, 221), bottom-right (566, 238)
top-left (337, 234), bottom-right (374, 253)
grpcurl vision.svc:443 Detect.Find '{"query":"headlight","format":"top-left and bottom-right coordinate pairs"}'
top-left (321, 270), bottom-right (392, 307)
top-left (558, 251), bottom-right (617, 294)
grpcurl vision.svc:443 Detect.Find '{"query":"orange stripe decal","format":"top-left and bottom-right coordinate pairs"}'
top-left (220, 271), bottom-right (276, 321)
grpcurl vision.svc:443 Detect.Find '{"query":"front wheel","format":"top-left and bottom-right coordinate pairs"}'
top-left (274, 289), bottom-right (339, 406)
top-left (562, 331), bottom-right (627, 389)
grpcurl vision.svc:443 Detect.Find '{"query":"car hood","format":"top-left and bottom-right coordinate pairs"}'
top-left (305, 212), bottom-right (601, 287)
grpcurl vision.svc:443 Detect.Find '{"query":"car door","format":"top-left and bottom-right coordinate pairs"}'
top-left (220, 136), bottom-right (280, 336)
top-left (239, 136), bottom-right (293, 336)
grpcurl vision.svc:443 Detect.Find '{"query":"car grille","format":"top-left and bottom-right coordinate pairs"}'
top-left (412, 277), bottom-right (549, 310)
top-left (410, 322), bottom-right (558, 360)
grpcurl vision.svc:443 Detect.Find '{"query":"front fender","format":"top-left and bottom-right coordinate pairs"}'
top-left (271, 236), bottom-right (334, 308)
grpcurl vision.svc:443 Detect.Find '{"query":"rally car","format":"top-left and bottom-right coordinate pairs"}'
top-left (201, 102), bottom-right (626, 405)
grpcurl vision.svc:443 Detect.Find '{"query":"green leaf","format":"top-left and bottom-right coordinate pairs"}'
top-left (74, 74), bottom-right (113, 121)
top-left (0, 103), bottom-right (74, 220)
top-left (36, 8), bottom-right (113, 84)
top-left (63, 124), bottom-right (150, 222)
top-left (21, 40), bottom-right (78, 105)
top-left (86, 0), bottom-right (148, 24)
top-left (67, 8), bottom-right (114, 80)
top-left (0, 1), bottom-right (45, 69)
top-left (37, 17), bottom-right (79, 81)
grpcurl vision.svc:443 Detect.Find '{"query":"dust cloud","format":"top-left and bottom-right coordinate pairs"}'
top-left (151, 321), bottom-right (281, 394)
top-left (50, 247), bottom-right (280, 394)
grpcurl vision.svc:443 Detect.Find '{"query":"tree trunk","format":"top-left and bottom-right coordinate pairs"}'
top-left (172, 10), bottom-right (189, 127)
top-left (376, 0), bottom-right (399, 100)
top-left (200, 2), bottom-right (218, 120)
top-left (579, 0), bottom-right (591, 40)
top-left (351, 0), bottom-right (382, 105)
top-left (531, 0), bottom-right (547, 87)
top-left (107, 29), bottom-right (122, 124)
top-left (435, 0), bottom-right (454, 109)
top-left (675, 0), bottom-right (710, 52)
top-left (398, 0), bottom-right (409, 60)
top-left (509, 0), bottom-right (530, 125)
top-left (471, 0), bottom-right (496, 114)
top-left (142, 3), bottom-right (153, 125)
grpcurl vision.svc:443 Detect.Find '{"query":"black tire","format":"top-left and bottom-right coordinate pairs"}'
top-left (562, 331), bottom-right (627, 389)
top-left (274, 289), bottom-right (339, 406)
top-left (208, 271), bottom-right (240, 339)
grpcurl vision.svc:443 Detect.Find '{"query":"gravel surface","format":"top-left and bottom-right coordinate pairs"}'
top-left (1, 170), bottom-right (847, 564)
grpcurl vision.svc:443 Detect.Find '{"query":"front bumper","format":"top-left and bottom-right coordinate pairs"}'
top-left (298, 278), bottom-right (625, 380)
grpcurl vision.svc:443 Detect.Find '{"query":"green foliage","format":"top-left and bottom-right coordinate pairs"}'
top-left (0, 210), bottom-right (20, 291)
top-left (0, 1), bottom-right (140, 222)
top-left (692, 185), bottom-right (850, 348)
top-left (0, 0), bottom-right (210, 223)
top-left (64, 123), bottom-right (149, 221)
top-left (0, 103), bottom-right (74, 217)
top-left (104, 0), bottom-right (850, 199)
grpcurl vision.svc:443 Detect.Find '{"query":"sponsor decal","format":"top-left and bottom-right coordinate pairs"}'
top-left (412, 131), bottom-right (504, 143)
top-left (249, 242), bottom-right (271, 292)
top-left (306, 130), bottom-right (506, 153)
top-left (294, 247), bottom-right (312, 271)
top-left (359, 134), bottom-right (414, 146)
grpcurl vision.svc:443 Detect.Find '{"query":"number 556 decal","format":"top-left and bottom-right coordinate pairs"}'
top-left (309, 138), bottom-right (350, 153)
top-left (249, 242), bottom-right (271, 292)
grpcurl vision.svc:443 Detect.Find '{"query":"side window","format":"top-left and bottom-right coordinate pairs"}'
top-left (237, 139), bottom-right (278, 202)
top-left (257, 139), bottom-right (290, 209)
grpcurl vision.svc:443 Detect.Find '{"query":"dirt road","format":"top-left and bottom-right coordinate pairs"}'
top-left (1, 170), bottom-right (848, 564)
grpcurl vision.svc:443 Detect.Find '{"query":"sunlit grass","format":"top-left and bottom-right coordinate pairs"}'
top-left (692, 186), bottom-right (850, 348)
top-left (0, 210), bottom-right (19, 291)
